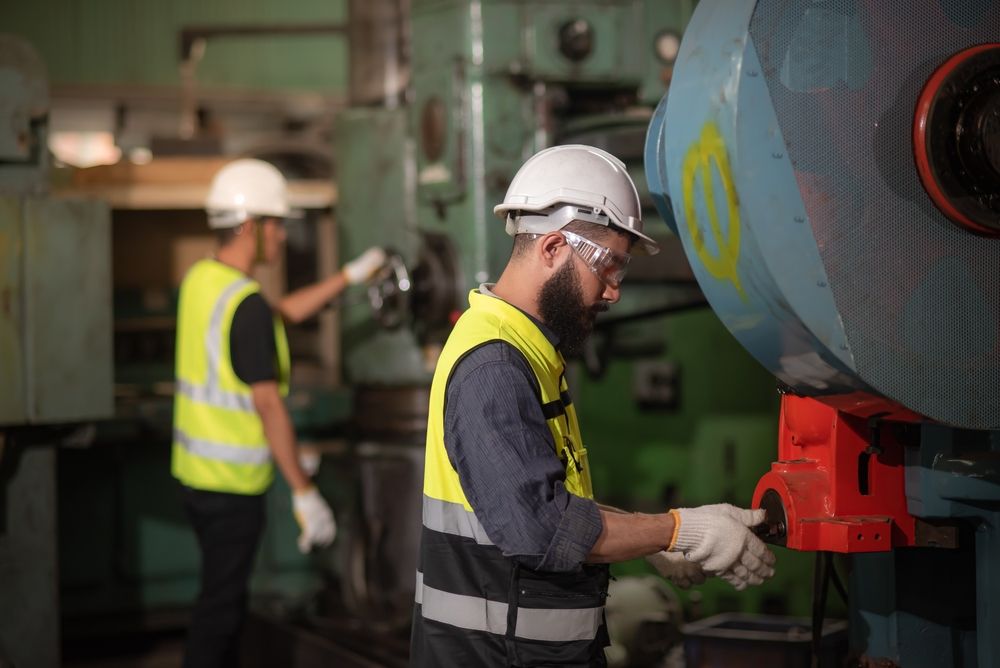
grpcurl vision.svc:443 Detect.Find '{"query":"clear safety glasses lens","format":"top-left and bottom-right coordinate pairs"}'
top-left (560, 230), bottom-right (630, 288)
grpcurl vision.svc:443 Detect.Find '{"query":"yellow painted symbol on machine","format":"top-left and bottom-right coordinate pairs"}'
top-left (681, 121), bottom-right (745, 300)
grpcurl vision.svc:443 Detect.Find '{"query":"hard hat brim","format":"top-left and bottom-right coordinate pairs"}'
top-left (499, 203), bottom-right (661, 255)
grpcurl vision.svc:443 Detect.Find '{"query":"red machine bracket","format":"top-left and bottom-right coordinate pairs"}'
top-left (752, 394), bottom-right (919, 553)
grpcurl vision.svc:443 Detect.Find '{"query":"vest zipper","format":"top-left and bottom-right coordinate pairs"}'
top-left (519, 588), bottom-right (599, 600)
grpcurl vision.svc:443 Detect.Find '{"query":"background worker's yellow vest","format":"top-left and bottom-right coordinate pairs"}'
top-left (424, 289), bottom-right (594, 507)
top-left (171, 259), bottom-right (289, 495)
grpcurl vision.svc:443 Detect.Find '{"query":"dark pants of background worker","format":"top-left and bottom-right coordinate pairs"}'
top-left (181, 486), bottom-right (266, 668)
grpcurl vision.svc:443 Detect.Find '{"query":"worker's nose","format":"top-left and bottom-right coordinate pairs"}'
top-left (602, 283), bottom-right (621, 304)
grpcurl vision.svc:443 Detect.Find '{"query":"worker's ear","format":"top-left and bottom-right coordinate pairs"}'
top-left (537, 232), bottom-right (568, 270)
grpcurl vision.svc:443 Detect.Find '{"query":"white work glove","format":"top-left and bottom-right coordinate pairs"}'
top-left (292, 487), bottom-right (336, 554)
top-left (298, 445), bottom-right (321, 478)
top-left (669, 504), bottom-right (776, 591)
top-left (645, 550), bottom-right (707, 589)
top-left (342, 247), bottom-right (387, 285)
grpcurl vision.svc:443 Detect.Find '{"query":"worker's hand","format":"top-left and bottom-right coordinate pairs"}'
top-left (669, 504), bottom-right (775, 591)
top-left (298, 445), bottom-right (321, 478)
top-left (343, 247), bottom-right (387, 285)
top-left (292, 486), bottom-right (336, 553)
top-left (645, 550), bottom-right (707, 589)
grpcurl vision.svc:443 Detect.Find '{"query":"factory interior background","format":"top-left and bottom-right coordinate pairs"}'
top-left (2, 1), bottom-right (998, 666)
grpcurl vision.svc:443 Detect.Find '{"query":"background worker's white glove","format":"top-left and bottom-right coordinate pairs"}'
top-left (298, 445), bottom-right (321, 478)
top-left (645, 550), bottom-right (707, 589)
top-left (669, 504), bottom-right (776, 591)
top-left (292, 487), bottom-right (336, 553)
top-left (342, 247), bottom-right (387, 285)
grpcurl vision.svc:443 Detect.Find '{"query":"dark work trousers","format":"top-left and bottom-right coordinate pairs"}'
top-left (181, 486), bottom-right (266, 668)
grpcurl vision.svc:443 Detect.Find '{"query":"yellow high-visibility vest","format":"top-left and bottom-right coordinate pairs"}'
top-left (424, 288), bottom-right (594, 510)
top-left (171, 259), bottom-right (289, 495)
top-left (413, 289), bottom-right (607, 668)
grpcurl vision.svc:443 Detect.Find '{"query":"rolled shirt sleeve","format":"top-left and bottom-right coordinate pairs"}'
top-left (443, 341), bottom-right (603, 572)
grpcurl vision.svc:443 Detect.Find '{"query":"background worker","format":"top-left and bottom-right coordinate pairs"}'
top-left (171, 158), bottom-right (386, 667)
top-left (411, 145), bottom-right (775, 667)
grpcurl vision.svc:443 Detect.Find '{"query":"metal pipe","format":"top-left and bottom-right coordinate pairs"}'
top-left (347, 0), bottom-right (410, 107)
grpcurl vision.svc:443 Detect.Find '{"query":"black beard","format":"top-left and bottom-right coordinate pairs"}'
top-left (538, 261), bottom-right (607, 356)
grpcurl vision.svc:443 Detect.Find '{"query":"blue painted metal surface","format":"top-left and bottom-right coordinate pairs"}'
top-left (645, 0), bottom-right (1000, 430)
top-left (904, 426), bottom-right (1000, 668)
top-left (646, 1), bottom-right (1000, 664)
top-left (645, 0), bottom-right (860, 403)
top-left (849, 426), bottom-right (1000, 667)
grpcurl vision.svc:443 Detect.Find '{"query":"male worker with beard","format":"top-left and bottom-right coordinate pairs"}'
top-left (172, 158), bottom-right (385, 667)
top-left (411, 145), bottom-right (776, 667)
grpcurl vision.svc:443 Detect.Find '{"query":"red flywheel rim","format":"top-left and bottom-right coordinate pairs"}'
top-left (913, 43), bottom-right (1000, 236)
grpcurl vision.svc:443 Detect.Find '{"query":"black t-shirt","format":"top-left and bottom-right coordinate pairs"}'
top-left (230, 293), bottom-right (278, 384)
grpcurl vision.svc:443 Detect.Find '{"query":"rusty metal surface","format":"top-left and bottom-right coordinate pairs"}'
top-left (23, 197), bottom-right (113, 423)
top-left (914, 519), bottom-right (958, 549)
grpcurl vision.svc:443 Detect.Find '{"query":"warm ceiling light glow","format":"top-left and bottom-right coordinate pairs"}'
top-left (49, 131), bottom-right (122, 168)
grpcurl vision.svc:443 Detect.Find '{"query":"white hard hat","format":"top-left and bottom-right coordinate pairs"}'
top-left (494, 144), bottom-right (659, 255)
top-left (205, 158), bottom-right (292, 229)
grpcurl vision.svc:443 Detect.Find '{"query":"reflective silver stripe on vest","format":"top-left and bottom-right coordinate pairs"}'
top-left (516, 606), bottom-right (603, 643)
top-left (414, 570), bottom-right (603, 643)
top-left (178, 276), bottom-right (255, 412)
top-left (176, 379), bottom-right (255, 412)
top-left (416, 571), bottom-right (508, 635)
top-left (422, 495), bottom-right (494, 545)
top-left (205, 277), bottom-right (253, 390)
top-left (175, 429), bottom-right (271, 465)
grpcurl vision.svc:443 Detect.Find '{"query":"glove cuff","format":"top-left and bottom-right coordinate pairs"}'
top-left (342, 263), bottom-right (363, 285)
top-left (671, 508), bottom-right (715, 553)
top-left (292, 485), bottom-right (318, 507)
top-left (293, 485), bottom-right (317, 497)
top-left (667, 509), bottom-right (682, 550)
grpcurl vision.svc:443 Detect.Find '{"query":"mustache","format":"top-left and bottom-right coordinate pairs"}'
top-left (590, 302), bottom-right (610, 314)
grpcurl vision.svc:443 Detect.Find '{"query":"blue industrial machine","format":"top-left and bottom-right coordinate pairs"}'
top-left (646, 1), bottom-right (999, 665)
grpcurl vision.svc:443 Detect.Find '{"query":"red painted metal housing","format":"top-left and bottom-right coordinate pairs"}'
top-left (752, 395), bottom-right (918, 553)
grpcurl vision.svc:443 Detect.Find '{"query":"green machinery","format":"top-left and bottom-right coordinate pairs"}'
top-left (2, 1), bottom-right (831, 663)
top-left (0, 35), bottom-right (113, 668)
top-left (337, 0), bottom-right (824, 629)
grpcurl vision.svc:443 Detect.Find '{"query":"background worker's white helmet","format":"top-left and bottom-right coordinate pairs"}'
top-left (205, 158), bottom-right (292, 229)
top-left (494, 144), bottom-right (659, 255)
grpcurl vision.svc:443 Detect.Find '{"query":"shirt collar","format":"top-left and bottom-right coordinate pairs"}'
top-left (478, 283), bottom-right (560, 348)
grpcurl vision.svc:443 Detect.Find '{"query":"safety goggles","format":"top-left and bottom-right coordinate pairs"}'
top-left (560, 230), bottom-right (630, 288)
